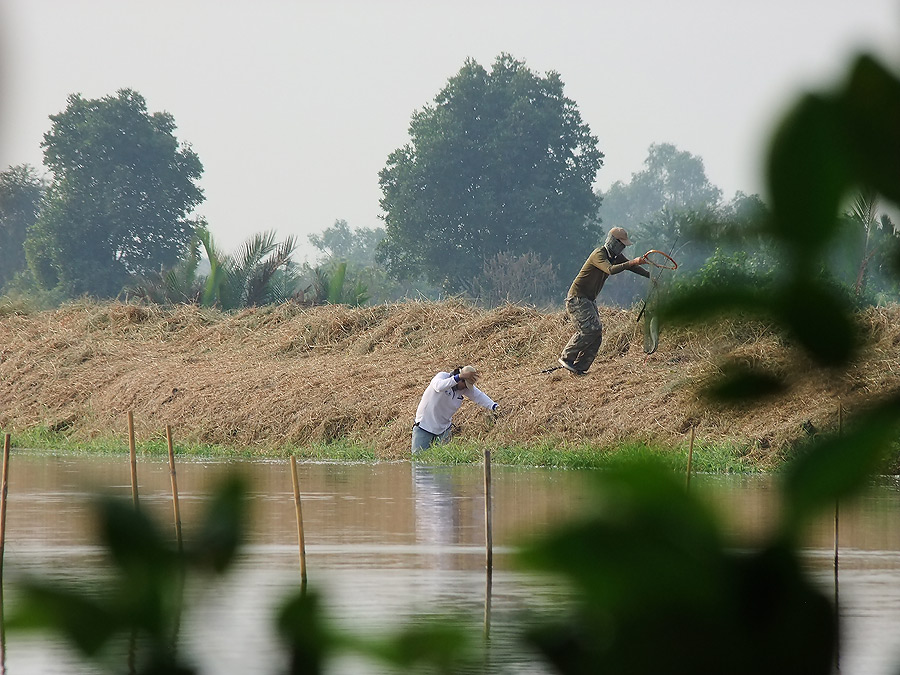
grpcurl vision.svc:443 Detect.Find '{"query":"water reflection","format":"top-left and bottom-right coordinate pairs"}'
top-left (1, 586), bottom-right (6, 675)
top-left (412, 465), bottom-right (462, 568)
top-left (0, 454), bottom-right (896, 673)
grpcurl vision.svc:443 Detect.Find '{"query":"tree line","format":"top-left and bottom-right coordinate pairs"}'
top-left (1, 55), bottom-right (898, 311)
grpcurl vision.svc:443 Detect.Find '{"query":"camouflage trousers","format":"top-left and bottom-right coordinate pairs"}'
top-left (560, 296), bottom-right (603, 372)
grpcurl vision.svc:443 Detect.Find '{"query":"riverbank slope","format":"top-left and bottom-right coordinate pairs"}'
top-left (1, 300), bottom-right (898, 466)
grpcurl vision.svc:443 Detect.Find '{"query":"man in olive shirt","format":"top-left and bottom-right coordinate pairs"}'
top-left (558, 227), bottom-right (649, 375)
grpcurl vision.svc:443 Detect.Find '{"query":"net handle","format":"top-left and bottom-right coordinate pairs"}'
top-left (643, 249), bottom-right (678, 269)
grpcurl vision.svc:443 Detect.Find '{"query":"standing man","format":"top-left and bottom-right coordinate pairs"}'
top-left (412, 365), bottom-right (499, 455)
top-left (558, 227), bottom-right (649, 375)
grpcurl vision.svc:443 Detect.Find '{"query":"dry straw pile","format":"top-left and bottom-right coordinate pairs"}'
top-left (1, 299), bottom-right (898, 462)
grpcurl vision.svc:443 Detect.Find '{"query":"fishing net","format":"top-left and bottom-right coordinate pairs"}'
top-left (643, 311), bottom-right (659, 354)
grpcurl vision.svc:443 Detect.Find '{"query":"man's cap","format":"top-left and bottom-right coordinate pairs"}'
top-left (459, 365), bottom-right (478, 382)
top-left (609, 227), bottom-right (633, 246)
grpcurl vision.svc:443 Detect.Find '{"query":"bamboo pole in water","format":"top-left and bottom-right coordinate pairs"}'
top-left (166, 425), bottom-right (183, 554)
top-left (290, 456), bottom-right (307, 585)
top-left (1, 433), bottom-right (10, 675)
top-left (166, 425), bottom-right (185, 662)
top-left (0, 434), bottom-right (10, 581)
top-left (127, 412), bottom-right (138, 508)
top-left (483, 449), bottom-right (493, 640)
top-left (484, 449), bottom-right (493, 569)
top-left (685, 426), bottom-right (695, 491)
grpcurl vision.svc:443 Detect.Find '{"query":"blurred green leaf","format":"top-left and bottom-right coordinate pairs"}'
top-left (774, 278), bottom-right (858, 367)
top-left (658, 282), bottom-right (770, 323)
top-left (276, 589), bottom-right (333, 675)
top-left (703, 362), bottom-right (786, 402)
top-left (187, 474), bottom-right (246, 573)
top-left (519, 461), bottom-right (728, 609)
top-left (780, 396), bottom-right (900, 536)
top-left (766, 93), bottom-right (851, 261)
top-left (8, 477), bottom-right (250, 673)
top-left (93, 497), bottom-right (181, 638)
top-left (518, 459), bottom-right (836, 675)
top-left (10, 581), bottom-right (119, 656)
top-left (361, 616), bottom-right (476, 673)
top-left (96, 496), bottom-right (178, 575)
top-left (838, 55), bottom-right (900, 205)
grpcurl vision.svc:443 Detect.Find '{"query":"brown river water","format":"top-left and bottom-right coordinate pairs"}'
top-left (0, 451), bottom-right (898, 674)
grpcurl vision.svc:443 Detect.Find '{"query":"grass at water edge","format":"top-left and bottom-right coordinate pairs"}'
top-left (1, 426), bottom-right (761, 473)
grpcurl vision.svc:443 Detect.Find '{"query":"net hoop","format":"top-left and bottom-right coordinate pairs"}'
top-left (644, 249), bottom-right (678, 270)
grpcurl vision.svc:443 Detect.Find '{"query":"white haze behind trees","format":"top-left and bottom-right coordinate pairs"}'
top-left (1, 0), bottom-right (898, 262)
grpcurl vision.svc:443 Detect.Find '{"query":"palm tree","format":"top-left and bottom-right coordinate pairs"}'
top-left (220, 230), bottom-right (298, 308)
top-left (850, 188), bottom-right (879, 297)
top-left (130, 226), bottom-right (300, 309)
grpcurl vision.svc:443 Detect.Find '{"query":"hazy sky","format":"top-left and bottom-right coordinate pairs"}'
top-left (1, 1), bottom-right (898, 261)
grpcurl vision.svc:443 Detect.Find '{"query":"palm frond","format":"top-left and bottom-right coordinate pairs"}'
top-left (242, 235), bottom-right (297, 306)
top-left (327, 262), bottom-right (348, 304)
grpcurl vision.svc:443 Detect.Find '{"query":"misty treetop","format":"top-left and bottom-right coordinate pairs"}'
top-left (598, 142), bottom-right (724, 229)
top-left (0, 164), bottom-right (45, 290)
top-left (378, 53), bottom-right (604, 292)
top-left (26, 89), bottom-right (204, 298)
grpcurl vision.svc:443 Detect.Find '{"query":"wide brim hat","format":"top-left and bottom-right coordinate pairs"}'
top-left (609, 226), bottom-right (633, 246)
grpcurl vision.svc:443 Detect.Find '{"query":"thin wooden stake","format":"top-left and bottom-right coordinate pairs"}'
top-left (127, 412), bottom-right (138, 508)
top-left (483, 449), bottom-right (493, 641)
top-left (484, 449), bottom-right (493, 569)
top-left (0, 434), bottom-right (10, 581)
top-left (166, 425), bottom-right (183, 554)
top-left (165, 425), bottom-right (186, 661)
top-left (0, 434), bottom-right (10, 675)
top-left (290, 456), bottom-right (307, 585)
top-left (685, 426), bottom-right (695, 491)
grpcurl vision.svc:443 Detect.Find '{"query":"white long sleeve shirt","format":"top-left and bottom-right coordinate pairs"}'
top-left (414, 371), bottom-right (498, 435)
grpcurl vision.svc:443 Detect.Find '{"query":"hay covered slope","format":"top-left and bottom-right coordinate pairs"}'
top-left (1, 300), bottom-right (899, 460)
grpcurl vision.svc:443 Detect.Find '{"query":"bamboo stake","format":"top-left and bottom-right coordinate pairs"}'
top-left (127, 412), bottom-right (138, 508)
top-left (1, 434), bottom-right (10, 674)
top-left (484, 449), bottom-right (493, 569)
top-left (166, 426), bottom-right (183, 554)
top-left (685, 426), bottom-right (695, 491)
top-left (484, 557), bottom-right (493, 643)
top-left (0, 435), bottom-right (10, 581)
top-left (290, 456), bottom-right (307, 585)
top-left (165, 425), bottom-right (185, 662)
top-left (483, 449), bottom-right (493, 641)
top-left (125, 413), bottom-right (140, 674)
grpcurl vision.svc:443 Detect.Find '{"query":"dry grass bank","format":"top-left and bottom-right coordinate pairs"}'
top-left (1, 299), bottom-right (899, 463)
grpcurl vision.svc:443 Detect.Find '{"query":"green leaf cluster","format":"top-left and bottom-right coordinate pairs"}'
top-left (10, 476), bottom-right (247, 674)
top-left (518, 460), bottom-right (837, 675)
top-left (662, 54), bottom-right (900, 373)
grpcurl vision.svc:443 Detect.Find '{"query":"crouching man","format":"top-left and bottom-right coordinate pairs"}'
top-left (412, 365), bottom-right (499, 455)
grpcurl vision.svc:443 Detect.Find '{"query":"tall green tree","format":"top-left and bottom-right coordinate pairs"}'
top-left (25, 89), bottom-right (204, 298)
top-left (378, 53), bottom-right (604, 292)
top-left (0, 164), bottom-right (44, 291)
